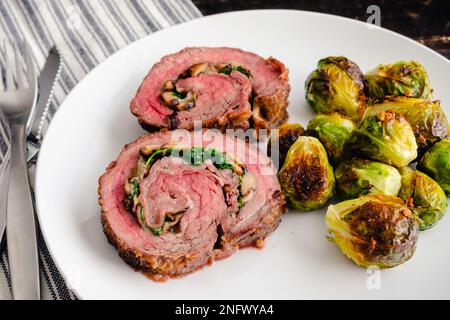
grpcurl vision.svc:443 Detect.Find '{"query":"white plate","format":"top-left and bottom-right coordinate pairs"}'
top-left (36, 10), bottom-right (450, 300)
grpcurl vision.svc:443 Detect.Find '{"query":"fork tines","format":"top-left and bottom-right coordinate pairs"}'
top-left (0, 38), bottom-right (30, 92)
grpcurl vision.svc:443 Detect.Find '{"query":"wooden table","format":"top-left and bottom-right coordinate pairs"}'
top-left (193, 0), bottom-right (449, 59)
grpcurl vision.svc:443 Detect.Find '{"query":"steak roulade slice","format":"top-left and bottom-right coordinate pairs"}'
top-left (98, 130), bottom-right (286, 279)
top-left (130, 47), bottom-right (290, 131)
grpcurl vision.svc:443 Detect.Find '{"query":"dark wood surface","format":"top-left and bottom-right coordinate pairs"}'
top-left (193, 0), bottom-right (450, 59)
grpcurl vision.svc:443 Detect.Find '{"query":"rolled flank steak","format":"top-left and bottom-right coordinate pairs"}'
top-left (130, 47), bottom-right (290, 131)
top-left (98, 130), bottom-right (286, 280)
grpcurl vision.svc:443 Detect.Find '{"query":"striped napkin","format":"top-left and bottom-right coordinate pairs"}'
top-left (0, 0), bottom-right (201, 300)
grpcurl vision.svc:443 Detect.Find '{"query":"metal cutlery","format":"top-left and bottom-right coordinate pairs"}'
top-left (0, 150), bottom-right (10, 250)
top-left (0, 39), bottom-right (40, 300)
top-left (0, 110), bottom-right (10, 249)
top-left (26, 48), bottom-right (62, 164)
top-left (0, 149), bottom-right (11, 300)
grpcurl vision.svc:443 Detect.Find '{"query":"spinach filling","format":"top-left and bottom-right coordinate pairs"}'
top-left (145, 147), bottom-right (235, 171)
top-left (145, 148), bottom-right (174, 167)
top-left (237, 175), bottom-right (244, 209)
top-left (171, 91), bottom-right (187, 99)
top-left (124, 178), bottom-right (139, 211)
top-left (125, 147), bottom-right (249, 236)
top-left (140, 208), bottom-right (163, 236)
top-left (182, 147), bottom-right (234, 170)
top-left (140, 208), bottom-right (184, 236)
top-left (219, 64), bottom-right (252, 78)
top-left (140, 208), bottom-right (165, 237)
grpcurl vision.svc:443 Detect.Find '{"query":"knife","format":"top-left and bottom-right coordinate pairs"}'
top-left (0, 149), bottom-right (11, 300)
top-left (0, 109), bottom-right (10, 254)
top-left (26, 48), bottom-right (62, 164)
top-left (0, 149), bottom-right (10, 249)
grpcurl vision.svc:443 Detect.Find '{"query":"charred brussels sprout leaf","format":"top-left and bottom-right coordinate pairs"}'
top-left (398, 167), bottom-right (447, 230)
top-left (278, 137), bottom-right (335, 211)
top-left (365, 97), bottom-right (449, 151)
top-left (268, 123), bottom-right (305, 170)
top-left (305, 56), bottom-right (366, 122)
top-left (306, 113), bottom-right (355, 163)
top-left (418, 139), bottom-right (450, 194)
top-left (326, 195), bottom-right (419, 268)
top-left (335, 159), bottom-right (401, 199)
top-left (349, 110), bottom-right (418, 167)
top-left (366, 61), bottom-right (432, 102)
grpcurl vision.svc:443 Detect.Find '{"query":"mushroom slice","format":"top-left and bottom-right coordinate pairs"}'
top-left (163, 80), bottom-right (175, 90)
top-left (190, 63), bottom-right (209, 77)
top-left (240, 172), bottom-right (256, 204)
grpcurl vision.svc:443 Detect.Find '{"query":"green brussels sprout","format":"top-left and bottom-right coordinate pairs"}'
top-left (418, 139), bottom-right (450, 194)
top-left (335, 159), bottom-right (401, 199)
top-left (305, 56), bottom-right (366, 122)
top-left (278, 136), bottom-right (335, 211)
top-left (306, 112), bottom-right (355, 163)
top-left (365, 97), bottom-right (449, 151)
top-left (349, 110), bottom-right (418, 167)
top-left (366, 61), bottom-right (432, 102)
top-left (326, 195), bottom-right (419, 268)
top-left (398, 167), bottom-right (447, 230)
top-left (267, 123), bottom-right (305, 169)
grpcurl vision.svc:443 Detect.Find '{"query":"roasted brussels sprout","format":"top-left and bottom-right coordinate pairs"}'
top-left (418, 139), bottom-right (450, 194)
top-left (278, 136), bottom-right (335, 211)
top-left (349, 110), bottom-right (418, 167)
top-left (326, 195), bottom-right (419, 268)
top-left (365, 97), bottom-right (449, 151)
top-left (305, 56), bottom-right (366, 122)
top-left (398, 167), bottom-right (447, 230)
top-left (306, 113), bottom-right (355, 163)
top-left (268, 123), bottom-right (305, 169)
top-left (365, 61), bottom-right (432, 102)
top-left (335, 159), bottom-right (401, 199)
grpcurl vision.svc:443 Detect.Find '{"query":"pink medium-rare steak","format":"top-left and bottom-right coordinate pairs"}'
top-left (130, 47), bottom-right (290, 131)
top-left (98, 129), bottom-right (286, 279)
top-left (174, 72), bottom-right (252, 130)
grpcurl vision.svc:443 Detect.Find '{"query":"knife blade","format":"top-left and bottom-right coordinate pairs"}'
top-left (0, 109), bottom-right (10, 253)
top-left (0, 149), bottom-right (10, 249)
top-left (26, 48), bottom-right (62, 163)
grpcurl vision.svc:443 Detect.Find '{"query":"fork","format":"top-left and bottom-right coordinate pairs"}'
top-left (0, 39), bottom-right (40, 300)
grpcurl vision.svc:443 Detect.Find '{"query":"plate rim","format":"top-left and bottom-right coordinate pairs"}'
top-left (35, 9), bottom-right (450, 299)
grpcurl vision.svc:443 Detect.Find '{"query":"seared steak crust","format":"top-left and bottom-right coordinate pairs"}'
top-left (252, 58), bottom-right (290, 129)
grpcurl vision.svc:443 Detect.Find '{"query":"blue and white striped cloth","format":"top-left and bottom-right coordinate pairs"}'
top-left (0, 0), bottom-right (201, 300)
